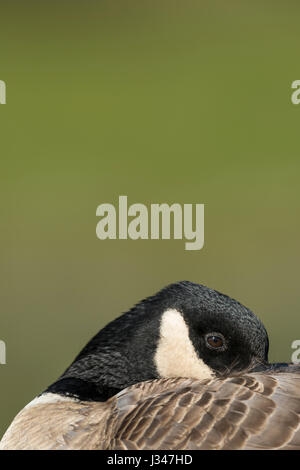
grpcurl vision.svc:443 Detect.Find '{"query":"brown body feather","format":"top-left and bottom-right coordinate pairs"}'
top-left (1, 372), bottom-right (300, 450)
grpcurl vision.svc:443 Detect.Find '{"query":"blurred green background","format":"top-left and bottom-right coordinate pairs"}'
top-left (1, 0), bottom-right (300, 437)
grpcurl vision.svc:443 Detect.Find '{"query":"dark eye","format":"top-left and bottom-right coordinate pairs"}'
top-left (205, 333), bottom-right (226, 350)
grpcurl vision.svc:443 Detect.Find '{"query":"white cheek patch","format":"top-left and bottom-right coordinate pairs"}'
top-left (155, 309), bottom-right (214, 381)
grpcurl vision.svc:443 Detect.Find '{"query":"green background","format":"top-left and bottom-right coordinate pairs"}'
top-left (1, 1), bottom-right (300, 437)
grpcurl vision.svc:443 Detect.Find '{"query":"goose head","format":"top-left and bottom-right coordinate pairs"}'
top-left (46, 281), bottom-right (269, 401)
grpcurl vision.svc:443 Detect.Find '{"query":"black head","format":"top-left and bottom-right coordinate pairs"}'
top-left (45, 281), bottom-right (269, 401)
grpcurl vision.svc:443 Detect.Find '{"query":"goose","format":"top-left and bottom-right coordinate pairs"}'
top-left (1, 281), bottom-right (299, 450)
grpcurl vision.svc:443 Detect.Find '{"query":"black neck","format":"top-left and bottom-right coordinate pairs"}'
top-left (43, 305), bottom-right (162, 402)
top-left (44, 377), bottom-right (122, 402)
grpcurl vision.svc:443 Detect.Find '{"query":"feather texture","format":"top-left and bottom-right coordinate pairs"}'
top-left (1, 372), bottom-right (299, 450)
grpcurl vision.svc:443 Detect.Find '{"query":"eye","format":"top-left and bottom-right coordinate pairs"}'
top-left (205, 333), bottom-right (226, 351)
